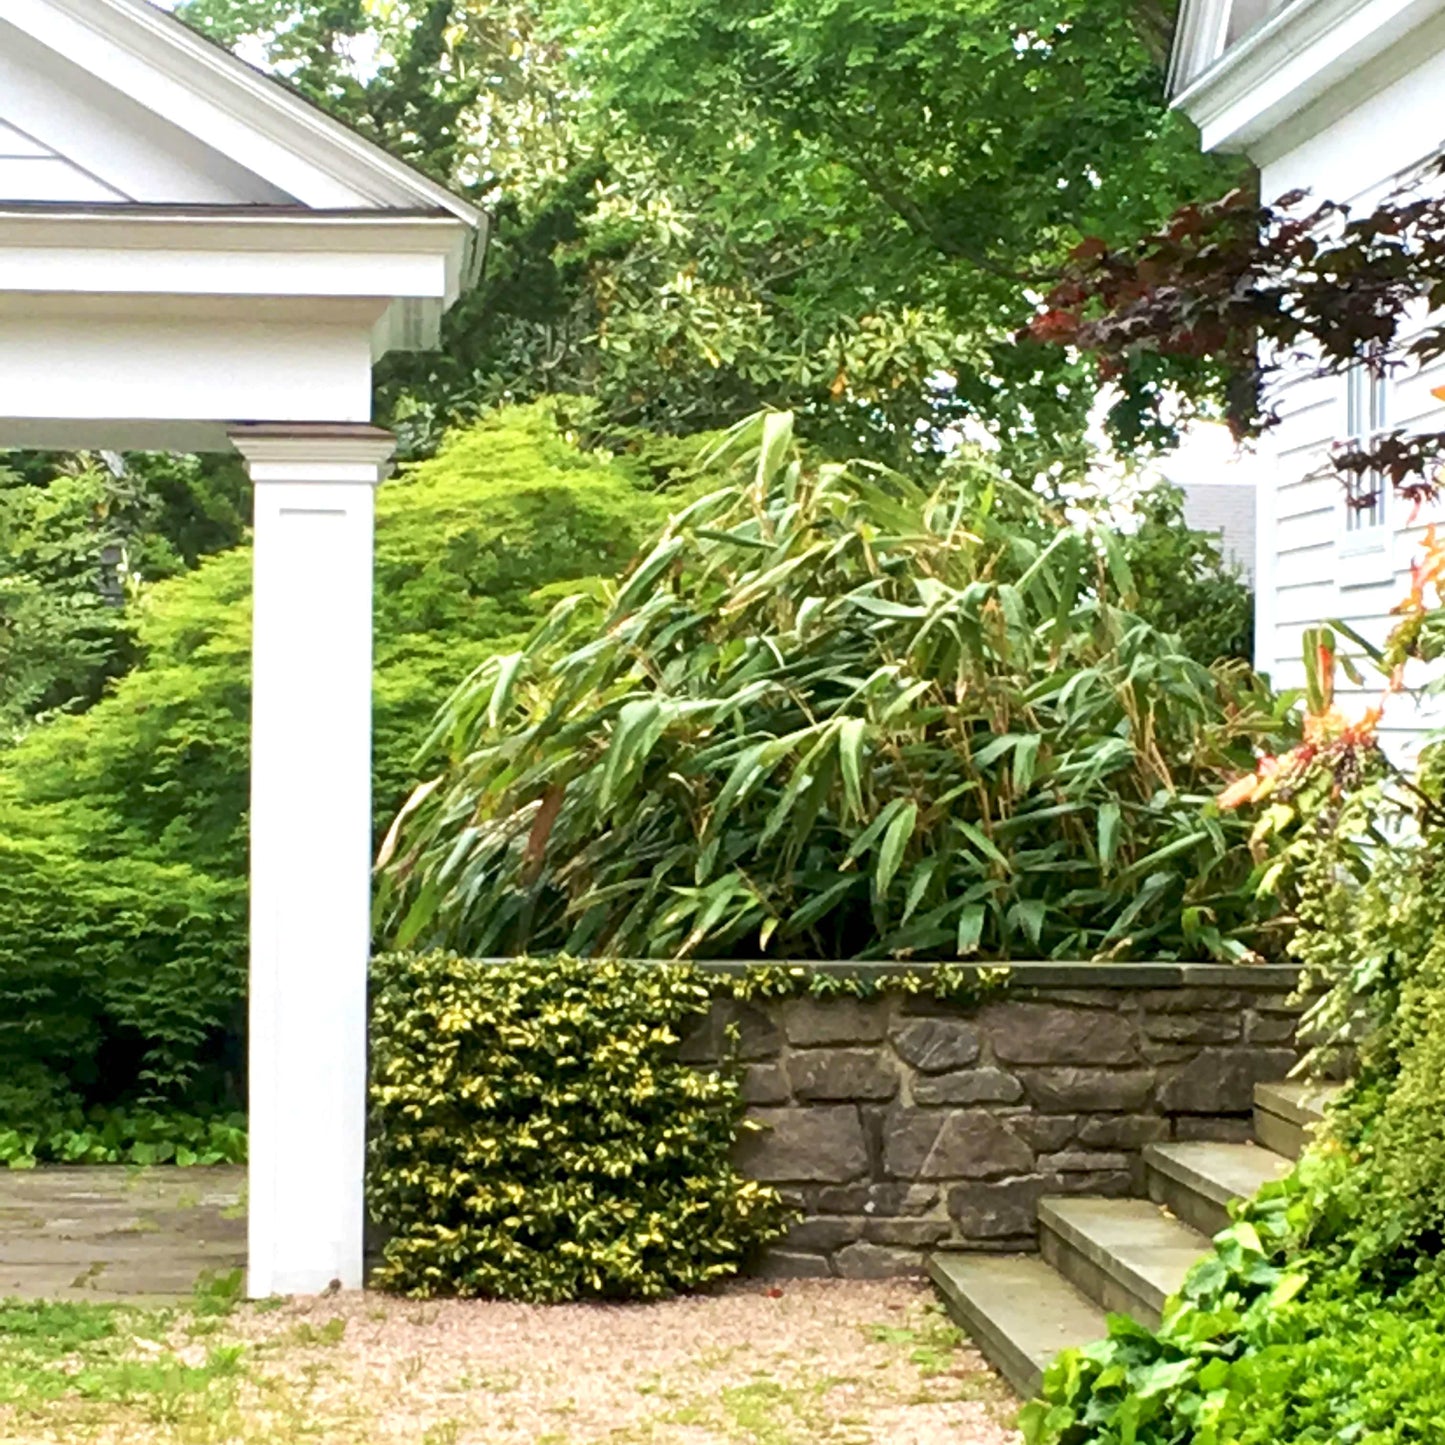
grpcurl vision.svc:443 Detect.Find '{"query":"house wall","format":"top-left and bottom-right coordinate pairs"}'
top-left (1253, 43), bottom-right (1445, 758)
top-left (1182, 480), bottom-right (1257, 586)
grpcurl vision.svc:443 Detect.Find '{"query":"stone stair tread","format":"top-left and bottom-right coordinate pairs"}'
top-left (1144, 1141), bottom-right (1292, 1209)
top-left (928, 1252), bottom-right (1107, 1400)
top-left (1038, 1196), bottom-right (1207, 1317)
top-left (1253, 1080), bottom-right (1338, 1125)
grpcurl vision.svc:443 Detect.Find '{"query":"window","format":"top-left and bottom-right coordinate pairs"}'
top-left (1343, 361), bottom-right (1390, 535)
top-left (1225, 0), bottom-right (1291, 47)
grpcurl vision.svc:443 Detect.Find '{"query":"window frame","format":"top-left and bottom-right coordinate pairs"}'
top-left (1336, 359), bottom-right (1395, 586)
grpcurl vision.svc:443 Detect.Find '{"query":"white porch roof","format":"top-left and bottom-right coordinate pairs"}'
top-left (0, 0), bottom-right (487, 451)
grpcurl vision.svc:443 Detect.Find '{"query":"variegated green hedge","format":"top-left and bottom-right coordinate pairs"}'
top-left (367, 951), bottom-right (791, 1301)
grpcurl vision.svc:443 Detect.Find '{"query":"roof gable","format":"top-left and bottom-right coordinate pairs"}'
top-left (0, 0), bottom-right (480, 222)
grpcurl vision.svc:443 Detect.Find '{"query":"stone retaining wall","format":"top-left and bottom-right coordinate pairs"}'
top-left (681, 963), bottom-right (1303, 1278)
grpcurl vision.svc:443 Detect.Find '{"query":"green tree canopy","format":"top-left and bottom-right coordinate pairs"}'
top-left (174, 0), bottom-right (1242, 469)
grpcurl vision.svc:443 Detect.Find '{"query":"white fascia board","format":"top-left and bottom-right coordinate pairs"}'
top-left (0, 210), bottom-right (471, 305)
top-left (5, 0), bottom-right (483, 227)
top-left (1173, 0), bottom-right (1445, 153)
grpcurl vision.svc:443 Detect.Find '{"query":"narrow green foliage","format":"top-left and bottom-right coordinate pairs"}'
top-left (367, 952), bottom-right (792, 1301)
top-left (380, 412), bottom-right (1296, 963)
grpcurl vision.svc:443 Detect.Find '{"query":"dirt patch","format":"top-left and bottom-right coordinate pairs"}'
top-left (224, 1279), bottom-right (1021, 1445)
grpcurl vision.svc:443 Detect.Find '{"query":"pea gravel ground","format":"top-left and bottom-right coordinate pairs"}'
top-left (221, 1278), bottom-right (1022, 1445)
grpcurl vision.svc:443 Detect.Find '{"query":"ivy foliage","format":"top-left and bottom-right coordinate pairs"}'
top-left (1022, 1148), bottom-right (1445, 1445)
top-left (368, 952), bottom-right (792, 1301)
top-left (379, 412), bottom-right (1294, 964)
top-left (0, 406), bottom-right (675, 1144)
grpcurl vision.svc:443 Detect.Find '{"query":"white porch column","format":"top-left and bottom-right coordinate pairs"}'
top-left (230, 422), bottom-right (397, 1299)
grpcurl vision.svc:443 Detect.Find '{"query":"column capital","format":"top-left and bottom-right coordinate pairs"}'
top-left (228, 423), bottom-right (397, 485)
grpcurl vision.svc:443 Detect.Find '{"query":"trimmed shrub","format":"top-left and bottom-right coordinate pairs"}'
top-left (0, 405), bottom-right (676, 1133)
top-left (368, 952), bottom-right (790, 1300)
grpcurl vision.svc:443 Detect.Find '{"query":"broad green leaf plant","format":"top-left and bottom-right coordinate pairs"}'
top-left (379, 413), bottom-right (1296, 963)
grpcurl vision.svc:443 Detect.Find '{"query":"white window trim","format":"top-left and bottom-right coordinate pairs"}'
top-left (1336, 361), bottom-right (1396, 588)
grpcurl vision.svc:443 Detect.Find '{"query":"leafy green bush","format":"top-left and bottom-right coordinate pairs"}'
top-left (1025, 1147), bottom-right (1445, 1445)
top-left (1022, 1162), bottom-right (1324, 1444)
top-left (1118, 481), bottom-right (1254, 668)
top-left (1026, 730), bottom-right (1445, 1444)
top-left (0, 453), bottom-right (249, 738)
top-left (368, 952), bottom-right (790, 1300)
top-left (379, 412), bottom-right (1295, 963)
top-left (0, 1101), bottom-right (246, 1170)
top-left (0, 405), bottom-right (674, 1131)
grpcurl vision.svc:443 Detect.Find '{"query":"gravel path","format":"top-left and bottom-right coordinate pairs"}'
top-left (225, 1278), bottom-right (1021, 1445)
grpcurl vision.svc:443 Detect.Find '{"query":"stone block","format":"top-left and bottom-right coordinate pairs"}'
top-left (946, 1167), bottom-right (1132, 1240)
top-left (678, 999), bottom-right (782, 1063)
top-left (911, 1068), bottom-right (1024, 1106)
top-left (1020, 1068), bottom-right (1155, 1113)
top-left (1011, 1116), bottom-right (1078, 1151)
top-left (862, 1218), bottom-right (953, 1247)
top-left (1137, 988), bottom-right (1243, 1014)
top-left (834, 1242), bottom-right (924, 1278)
top-left (1018, 989), bottom-right (1119, 1008)
top-left (782, 1216), bottom-right (863, 1252)
top-left (1172, 1115), bottom-right (1255, 1143)
top-left (1155, 1048), bottom-right (1297, 1114)
top-left (890, 1018), bottom-right (981, 1072)
top-left (1245, 1012), bottom-right (1299, 1044)
top-left (1037, 1150), bottom-right (1131, 1173)
top-left (813, 1183), bottom-right (940, 1216)
top-left (947, 1177), bottom-right (1046, 1238)
top-left (983, 1003), bottom-right (1140, 1066)
top-left (741, 1064), bottom-right (791, 1105)
top-left (882, 1108), bottom-right (1035, 1181)
top-left (1143, 1013), bottom-right (1242, 1044)
top-left (1075, 1114), bottom-right (1170, 1148)
top-left (788, 1049), bottom-right (899, 1103)
top-left (755, 1251), bottom-right (834, 1279)
top-left (1048, 1169), bottom-right (1134, 1198)
top-left (1252, 991), bottom-right (1304, 1015)
top-left (779, 997), bottom-right (888, 1046)
top-left (1140, 1041), bottom-right (1200, 1065)
top-left (736, 1106), bottom-right (869, 1183)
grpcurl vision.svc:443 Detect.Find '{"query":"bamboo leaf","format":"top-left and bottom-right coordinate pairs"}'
top-left (873, 801), bottom-right (918, 903)
top-left (1098, 801), bottom-right (1122, 871)
top-left (838, 718), bottom-right (867, 820)
top-left (956, 903), bottom-right (987, 956)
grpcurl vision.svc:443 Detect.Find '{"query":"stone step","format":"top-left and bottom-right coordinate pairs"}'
top-left (1038, 1196), bottom-right (1207, 1328)
top-left (1253, 1079), bottom-right (1338, 1159)
top-left (928, 1252), bottom-right (1109, 1400)
top-left (1144, 1141), bottom-right (1293, 1238)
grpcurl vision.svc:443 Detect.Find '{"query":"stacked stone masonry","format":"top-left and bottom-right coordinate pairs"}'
top-left (680, 964), bottom-right (1302, 1279)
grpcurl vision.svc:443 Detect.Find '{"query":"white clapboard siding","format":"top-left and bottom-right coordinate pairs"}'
top-left (1250, 36), bottom-right (1445, 757)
